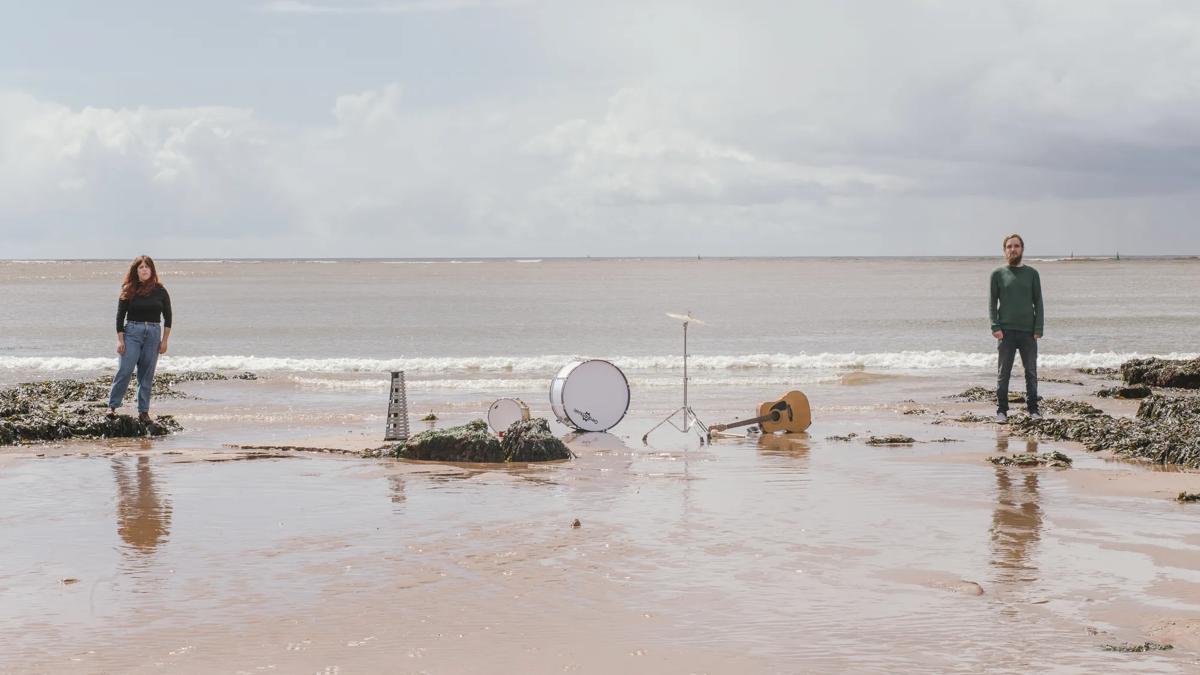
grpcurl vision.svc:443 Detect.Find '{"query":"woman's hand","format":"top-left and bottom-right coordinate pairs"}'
top-left (159, 339), bottom-right (169, 355)
top-left (992, 330), bottom-right (1004, 340)
top-left (117, 337), bottom-right (126, 355)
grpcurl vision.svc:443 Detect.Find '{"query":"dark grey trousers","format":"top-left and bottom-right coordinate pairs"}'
top-left (997, 329), bottom-right (1038, 414)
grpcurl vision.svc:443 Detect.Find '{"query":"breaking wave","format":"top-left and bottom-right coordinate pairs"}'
top-left (2, 351), bottom-right (1195, 375)
top-left (287, 374), bottom-right (840, 392)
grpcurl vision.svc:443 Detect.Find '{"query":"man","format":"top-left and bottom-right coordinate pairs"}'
top-left (990, 234), bottom-right (1043, 423)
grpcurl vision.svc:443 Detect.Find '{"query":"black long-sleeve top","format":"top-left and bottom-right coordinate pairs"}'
top-left (116, 286), bottom-right (173, 333)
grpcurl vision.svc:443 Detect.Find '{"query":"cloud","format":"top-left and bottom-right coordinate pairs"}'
top-left (0, 91), bottom-right (292, 243)
top-left (6, 1), bottom-right (1200, 256)
top-left (528, 89), bottom-right (909, 207)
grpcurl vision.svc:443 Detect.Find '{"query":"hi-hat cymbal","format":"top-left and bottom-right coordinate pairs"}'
top-left (666, 312), bottom-right (706, 325)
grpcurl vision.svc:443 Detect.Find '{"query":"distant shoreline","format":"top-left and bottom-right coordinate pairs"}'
top-left (2, 255), bottom-right (1197, 263)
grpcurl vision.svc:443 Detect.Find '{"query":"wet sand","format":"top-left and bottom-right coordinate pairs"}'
top-left (3, 371), bottom-right (1200, 673)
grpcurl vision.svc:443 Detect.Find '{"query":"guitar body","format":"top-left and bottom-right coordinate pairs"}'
top-left (757, 390), bottom-right (812, 434)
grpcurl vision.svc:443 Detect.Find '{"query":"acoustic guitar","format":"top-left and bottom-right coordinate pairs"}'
top-left (709, 390), bottom-right (812, 435)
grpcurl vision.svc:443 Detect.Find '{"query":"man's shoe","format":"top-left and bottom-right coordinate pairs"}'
top-left (996, 412), bottom-right (1008, 424)
top-left (138, 412), bottom-right (152, 424)
top-left (105, 409), bottom-right (118, 420)
top-left (1029, 411), bottom-right (1043, 420)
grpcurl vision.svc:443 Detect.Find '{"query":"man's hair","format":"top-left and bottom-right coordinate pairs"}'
top-left (1003, 233), bottom-right (1024, 249)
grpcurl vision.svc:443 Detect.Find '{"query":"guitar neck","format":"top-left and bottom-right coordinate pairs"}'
top-left (711, 410), bottom-right (779, 432)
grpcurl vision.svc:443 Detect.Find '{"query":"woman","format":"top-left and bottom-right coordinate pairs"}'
top-left (107, 256), bottom-right (173, 423)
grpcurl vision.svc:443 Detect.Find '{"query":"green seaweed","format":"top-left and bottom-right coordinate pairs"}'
top-left (1101, 641), bottom-right (1173, 653)
top-left (393, 418), bottom-right (573, 463)
top-left (865, 435), bottom-right (916, 446)
top-left (987, 451), bottom-right (1072, 468)
top-left (500, 418), bottom-right (573, 462)
top-left (1120, 357), bottom-right (1200, 389)
top-left (0, 375), bottom-right (211, 444)
top-left (394, 419), bottom-right (502, 462)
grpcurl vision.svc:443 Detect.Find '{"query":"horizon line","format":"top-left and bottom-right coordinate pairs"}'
top-left (3, 254), bottom-right (1197, 262)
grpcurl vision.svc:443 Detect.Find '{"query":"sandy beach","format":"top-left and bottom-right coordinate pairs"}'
top-left (3, 362), bottom-right (1200, 674)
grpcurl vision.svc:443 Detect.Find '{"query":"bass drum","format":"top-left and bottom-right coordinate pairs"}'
top-left (549, 359), bottom-right (630, 432)
top-left (487, 398), bottom-right (530, 434)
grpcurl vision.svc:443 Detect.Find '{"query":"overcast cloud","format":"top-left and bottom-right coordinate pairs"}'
top-left (2, 0), bottom-right (1199, 257)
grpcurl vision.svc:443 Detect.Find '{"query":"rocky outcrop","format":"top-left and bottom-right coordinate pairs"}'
top-left (394, 420), bottom-right (500, 462)
top-left (865, 435), bottom-right (916, 446)
top-left (0, 375), bottom-right (199, 444)
top-left (1010, 394), bottom-right (1200, 468)
top-left (1096, 385), bottom-right (1152, 399)
top-left (987, 451), bottom-right (1072, 468)
top-left (500, 418), bottom-right (574, 461)
top-left (1120, 357), bottom-right (1200, 389)
top-left (393, 418), bottom-right (572, 463)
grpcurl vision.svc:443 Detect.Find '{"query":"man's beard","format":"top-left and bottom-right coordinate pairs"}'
top-left (1007, 254), bottom-right (1023, 266)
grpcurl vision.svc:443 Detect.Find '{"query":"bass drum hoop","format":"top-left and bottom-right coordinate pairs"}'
top-left (549, 359), bottom-right (630, 432)
top-left (487, 397), bottom-right (531, 433)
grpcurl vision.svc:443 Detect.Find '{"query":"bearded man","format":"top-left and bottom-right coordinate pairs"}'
top-left (990, 234), bottom-right (1044, 423)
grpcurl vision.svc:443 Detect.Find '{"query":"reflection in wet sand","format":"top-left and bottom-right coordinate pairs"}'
top-left (990, 432), bottom-right (1043, 586)
top-left (756, 433), bottom-right (811, 458)
top-left (560, 430), bottom-right (625, 450)
top-left (387, 474), bottom-right (406, 505)
top-left (112, 456), bottom-right (172, 554)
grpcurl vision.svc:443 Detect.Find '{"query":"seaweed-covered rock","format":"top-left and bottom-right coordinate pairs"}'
top-left (395, 419), bottom-right (501, 462)
top-left (951, 395), bottom-right (1098, 420)
top-left (865, 435), bottom-right (916, 446)
top-left (1137, 395), bottom-right (1200, 422)
top-left (1121, 357), bottom-right (1200, 389)
top-left (951, 386), bottom-right (1030, 404)
top-left (1010, 397), bottom-right (1200, 468)
top-left (0, 375), bottom-right (199, 444)
top-left (1040, 398), bottom-right (1105, 416)
top-left (1096, 385), bottom-right (1152, 399)
top-left (987, 451), bottom-right (1072, 468)
top-left (500, 418), bottom-right (573, 462)
top-left (393, 418), bottom-right (573, 463)
top-left (945, 358), bottom-right (1200, 468)
top-left (1079, 367), bottom-right (1120, 378)
top-left (1178, 492), bottom-right (1200, 503)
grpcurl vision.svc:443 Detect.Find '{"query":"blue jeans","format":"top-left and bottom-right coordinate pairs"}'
top-left (997, 329), bottom-right (1038, 414)
top-left (108, 322), bottom-right (162, 413)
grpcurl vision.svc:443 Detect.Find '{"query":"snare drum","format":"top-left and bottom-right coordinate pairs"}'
top-left (549, 359), bottom-right (630, 432)
top-left (487, 398), bottom-right (530, 434)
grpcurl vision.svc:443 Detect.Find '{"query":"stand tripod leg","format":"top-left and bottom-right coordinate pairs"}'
top-left (686, 407), bottom-right (709, 438)
top-left (642, 407), bottom-right (685, 445)
top-left (642, 406), bottom-right (709, 445)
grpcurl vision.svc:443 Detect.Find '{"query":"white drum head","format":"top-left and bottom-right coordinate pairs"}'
top-left (550, 360), bottom-right (629, 432)
top-left (488, 398), bottom-right (529, 433)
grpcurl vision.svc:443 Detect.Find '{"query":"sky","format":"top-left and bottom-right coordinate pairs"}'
top-left (2, 0), bottom-right (1200, 258)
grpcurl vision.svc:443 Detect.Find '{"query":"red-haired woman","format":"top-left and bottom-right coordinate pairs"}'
top-left (107, 256), bottom-right (173, 422)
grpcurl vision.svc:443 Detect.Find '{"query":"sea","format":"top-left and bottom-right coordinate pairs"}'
top-left (2, 256), bottom-right (1197, 390)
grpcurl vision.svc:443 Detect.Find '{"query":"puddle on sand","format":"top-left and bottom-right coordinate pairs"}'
top-left (2, 391), bottom-right (1199, 672)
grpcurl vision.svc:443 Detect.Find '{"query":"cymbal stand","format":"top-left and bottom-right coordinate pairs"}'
top-left (643, 314), bottom-right (708, 445)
